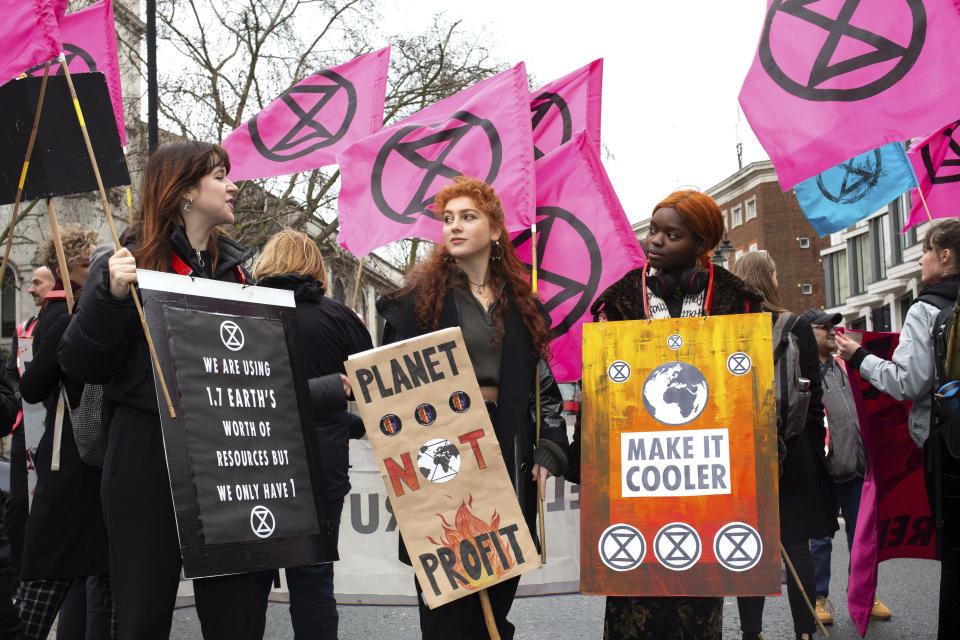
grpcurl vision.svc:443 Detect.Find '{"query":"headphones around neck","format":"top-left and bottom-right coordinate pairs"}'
top-left (642, 262), bottom-right (715, 317)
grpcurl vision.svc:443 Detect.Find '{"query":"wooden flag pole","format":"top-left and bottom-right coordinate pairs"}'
top-left (916, 185), bottom-right (935, 224)
top-left (0, 62), bottom-right (52, 284)
top-left (530, 222), bottom-right (547, 564)
top-left (126, 186), bottom-right (134, 229)
top-left (478, 589), bottom-right (501, 640)
top-left (58, 55), bottom-right (177, 419)
top-left (351, 256), bottom-right (366, 311)
top-left (46, 199), bottom-right (75, 313)
top-left (780, 542), bottom-right (830, 638)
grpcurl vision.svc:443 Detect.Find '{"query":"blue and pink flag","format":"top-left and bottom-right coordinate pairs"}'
top-left (1, 0), bottom-right (62, 87)
top-left (25, 0), bottom-right (126, 145)
top-left (222, 47), bottom-right (390, 181)
top-left (906, 119), bottom-right (960, 232)
top-left (793, 142), bottom-right (917, 236)
top-left (337, 63), bottom-right (535, 257)
top-left (512, 132), bottom-right (645, 382)
top-left (844, 333), bottom-right (934, 637)
top-left (530, 59), bottom-right (602, 160)
top-left (739, 0), bottom-right (960, 189)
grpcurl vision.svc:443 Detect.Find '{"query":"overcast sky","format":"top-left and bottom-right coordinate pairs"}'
top-left (379, 0), bottom-right (770, 224)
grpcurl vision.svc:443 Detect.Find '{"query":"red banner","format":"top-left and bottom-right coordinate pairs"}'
top-left (846, 330), bottom-right (934, 637)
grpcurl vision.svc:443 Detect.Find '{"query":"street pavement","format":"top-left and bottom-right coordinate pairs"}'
top-left (171, 535), bottom-right (940, 639)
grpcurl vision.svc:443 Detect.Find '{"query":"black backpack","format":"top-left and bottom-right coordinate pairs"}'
top-left (927, 289), bottom-right (960, 455)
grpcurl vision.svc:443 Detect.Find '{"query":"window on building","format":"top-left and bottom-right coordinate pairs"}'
top-left (801, 283), bottom-right (813, 295)
top-left (871, 305), bottom-right (892, 332)
top-left (850, 317), bottom-right (867, 331)
top-left (887, 198), bottom-right (904, 265)
top-left (900, 292), bottom-right (914, 326)
top-left (799, 237), bottom-right (810, 248)
top-left (333, 278), bottom-right (345, 303)
top-left (848, 233), bottom-right (872, 295)
top-left (734, 249), bottom-right (744, 263)
top-left (731, 205), bottom-right (743, 228)
top-left (869, 214), bottom-right (889, 281)
top-left (745, 198), bottom-right (757, 221)
top-left (722, 210), bottom-right (729, 230)
top-left (748, 242), bottom-right (758, 252)
top-left (824, 250), bottom-right (849, 307)
top-left (1, 270), bottom-right (15, 337)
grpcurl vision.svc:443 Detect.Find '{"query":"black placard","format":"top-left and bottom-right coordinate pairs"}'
top-left (165, 308), bottom-right (318, 545)
top-left (139, 273), bottom-right (335, 578)
top-left (0, 72), bottom-right (129, 205)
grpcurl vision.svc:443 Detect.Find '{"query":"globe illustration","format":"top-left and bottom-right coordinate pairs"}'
top-left (641, 361), bottom-right (709, 425)
top-left (417, 438), bottom-right (461, 483)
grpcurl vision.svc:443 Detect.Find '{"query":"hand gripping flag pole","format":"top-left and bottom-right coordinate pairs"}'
top-left (531, 220), bottom-right (547, 565)
top-left (0, 62), bottom-right (52, 285)
top-left (58, 53), bottom-right (177, 419)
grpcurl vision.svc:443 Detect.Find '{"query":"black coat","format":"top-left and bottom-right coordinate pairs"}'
top-left (376, 286), bottom-right (569, 553)
top-left (257, 273), bottom-right (373, 503)
top-left (776, 312), bottom-right (838, 541)
top-left (18, 294), bottom-right (109, 579)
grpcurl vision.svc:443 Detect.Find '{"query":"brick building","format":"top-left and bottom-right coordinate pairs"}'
top-left (705, 161), bottom-right (831, 313)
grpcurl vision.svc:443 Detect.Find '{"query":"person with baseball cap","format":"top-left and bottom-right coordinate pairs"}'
top-left (800, 309), bottom-right (891, 626)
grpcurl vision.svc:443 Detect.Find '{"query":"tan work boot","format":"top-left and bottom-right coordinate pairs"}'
top-left (870, 597), bottom-right (892, 620)
top-left (815, 597), bottom-right (834, 625)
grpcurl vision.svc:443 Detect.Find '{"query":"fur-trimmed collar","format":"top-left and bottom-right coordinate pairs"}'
top-left (589, 265), bottom-right (764, 321)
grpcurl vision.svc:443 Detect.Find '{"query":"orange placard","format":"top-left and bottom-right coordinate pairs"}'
top-left (580, 314), bottom-right (780, 596)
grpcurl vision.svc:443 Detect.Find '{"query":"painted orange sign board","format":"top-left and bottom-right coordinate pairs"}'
top-left (580, 314), bottom-right (780, 596)
top-left (345, 327), bottom-right (540, 609)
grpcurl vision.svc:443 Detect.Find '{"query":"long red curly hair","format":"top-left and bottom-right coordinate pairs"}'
top-left (395, 177), bottom-right (552, 358)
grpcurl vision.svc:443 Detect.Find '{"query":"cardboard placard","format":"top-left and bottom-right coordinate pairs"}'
top-left (580, 314), bottom-right (780, 596)
top-left (138, 270), bottom-right (336, 578)
top-left (345, 327), bottom-right (541, 609)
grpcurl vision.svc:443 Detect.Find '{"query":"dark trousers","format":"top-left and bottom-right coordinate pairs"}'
top-left (56, 576), bottom-right (115, 639)
top-left (285, 501), bottom-right (344, 640)
top-left (810, 474), bottom-right (863, 598)
top-left (737, 539), bottom-right (816, 636)
top-left (924, 435), bottom-right (960, 640)
top-left (415, 575), bottom-right (520, 640)
top-left (103, 411), bottom-right (272, 639)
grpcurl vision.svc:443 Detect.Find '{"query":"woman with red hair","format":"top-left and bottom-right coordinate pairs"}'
top-left (567, 190), bottom-right (763, 639)
top-left (377, 176), bottom-right (570, 639)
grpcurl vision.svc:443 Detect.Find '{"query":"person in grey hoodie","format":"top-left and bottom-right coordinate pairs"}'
top-left (801, 309), bottom-right (890, 626)
top-left (836, 220), bottom-right (960, 640)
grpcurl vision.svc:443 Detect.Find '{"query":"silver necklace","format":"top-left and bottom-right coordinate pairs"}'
top-left (467, 278), bottom-right (488, 295)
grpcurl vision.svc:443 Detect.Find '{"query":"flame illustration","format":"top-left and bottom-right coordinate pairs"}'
top-left (427, 495), bottom-right (513, 590)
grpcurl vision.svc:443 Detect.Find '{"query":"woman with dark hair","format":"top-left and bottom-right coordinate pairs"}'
top-left (59, 141), bottom-right (273, 639)
top-left (835, 220), bottom-right (960, 639)
top-left (568, 190), bottom-right (764, 640)
top-left (17, 225), bottom-right (114, 640)
top-left (731, 250), bottom-right (837, 640)
top-left (376, 176), bottom-right (569, 639)
top-left (253, 229), bottom-right (373, 639)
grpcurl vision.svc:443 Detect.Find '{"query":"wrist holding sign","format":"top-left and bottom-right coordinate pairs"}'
top-left (534, 439), bottom-right (567, 476)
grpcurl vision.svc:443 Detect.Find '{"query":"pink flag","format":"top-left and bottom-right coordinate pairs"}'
top-left (222, 47), bottom-right (389, 181)
top-left (739, 1), bottom-right (960, 189)
top-left (511, 132), bottom-right (645, 382)
top-left (0, 0), bottom-right (62, 87)
top-left (906, 119), bottom-right (960, 231)
top-left (531, 59), bottom-right (602, 160)
top-left (844, 332), bottom-right (934, 637)
top-left (25, 0), bottom-right (126, 145)
top-left (337, 63), bottom-right (535, 256)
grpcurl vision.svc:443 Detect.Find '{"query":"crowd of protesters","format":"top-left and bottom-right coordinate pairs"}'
top-left (0, 140), bottom-right (956, 640)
